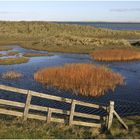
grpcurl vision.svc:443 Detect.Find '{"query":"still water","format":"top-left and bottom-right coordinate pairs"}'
top-left (0, 45), bottom-right (140, 116)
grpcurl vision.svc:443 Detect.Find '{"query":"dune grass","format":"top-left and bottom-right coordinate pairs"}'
top-left (34, 63), bottom-right (124, 97)
top-left (0, 57), bottom-right (29, 65)
top-left (2, 71), bottom-right (23, 79)
top-left (0, 115), bottom-right (139, 139)
top-left (91, 49), bottom-right (140, 62)
top-left (23, 53), bottom-right (52, 57)
top-left (0, 21), bottom-right (139, 53)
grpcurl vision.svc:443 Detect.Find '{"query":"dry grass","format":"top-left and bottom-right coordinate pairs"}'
top-left (34, 63), bottom-right (124, 97)
top-left (2, 71), bottom-right (22, 79)
top-left (6, 51), bottom-right (19, 56)
top-left (0, 57), bottom-right (29, 65)
top-left (91, 49), bottom-right (140, 61)
top-left (0, 46), bottom-right (12, 51)
top-left (23, 53), bottom-right (52, 57)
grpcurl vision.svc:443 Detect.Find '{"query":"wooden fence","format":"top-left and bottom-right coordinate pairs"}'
top-left (0, 85), bottom-right (128, 130)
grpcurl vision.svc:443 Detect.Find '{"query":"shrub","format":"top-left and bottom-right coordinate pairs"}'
top-left (34, 63), bottom-right (124, 97)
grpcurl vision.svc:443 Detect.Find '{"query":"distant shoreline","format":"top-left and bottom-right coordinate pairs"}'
top-left (0, 20), bottom-right (140, 24)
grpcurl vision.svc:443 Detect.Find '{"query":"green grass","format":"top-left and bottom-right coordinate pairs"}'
top-left (0, 115), bottom-right (139, 139)
top-left (0, 21), bottom-right (139, 53)
top-left (0, 57), bottom-right (29, 65)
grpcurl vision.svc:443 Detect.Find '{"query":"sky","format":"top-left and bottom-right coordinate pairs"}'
top-left (0, 1), bottom-right (140, 22)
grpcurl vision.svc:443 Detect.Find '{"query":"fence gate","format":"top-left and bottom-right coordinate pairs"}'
top-left (0, 85), bottom-right (128, 130)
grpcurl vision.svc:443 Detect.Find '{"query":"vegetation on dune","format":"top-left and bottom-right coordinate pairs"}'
top-left (91, 49), bottom-right (140, 61)
top-left (0, 21), bottom-right (139, 53)
top-left (23, 53), bottom-right (52, 57)
top-left (0, 57), bottom-right (29, 65)
top-left (21, 36), bottom-right (132, 53)
top-left (0, 46), bottom-right (12, 51)
top-left (34, 63), bottom-right (124, 97)
top-left (0, 54), bottom-right (3, 57)
top-left (0, 115), bottom-right (139, 139)
top-left (2, 71), bottom-right (23, 79)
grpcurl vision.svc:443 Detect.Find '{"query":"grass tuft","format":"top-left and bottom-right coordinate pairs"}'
top-left (0, 57), bottom-right (29, 65)
top-left (23, 53), bottom-right (52, 57)
top-left (2, 71), bottom-right (23, 79)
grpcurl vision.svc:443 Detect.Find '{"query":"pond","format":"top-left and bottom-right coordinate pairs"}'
top-left (0, 45), bottom-right (140, 116)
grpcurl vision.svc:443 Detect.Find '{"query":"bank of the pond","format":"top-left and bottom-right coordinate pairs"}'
top-left (0, 115), bottom-right (139, 139)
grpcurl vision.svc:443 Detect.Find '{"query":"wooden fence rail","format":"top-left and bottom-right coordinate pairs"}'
top-left (0, 85), bottom-right (128, 130)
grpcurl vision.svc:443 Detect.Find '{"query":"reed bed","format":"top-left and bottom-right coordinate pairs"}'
top-left (91, 49), bottom-right (140, 61)
top-left (34, 64), bottom-right (124, 97)
top-left (2, 71), bottom-right (23, 79)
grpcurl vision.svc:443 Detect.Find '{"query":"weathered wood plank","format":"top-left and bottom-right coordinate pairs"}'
top-left (51, 117), bottom-right (66, 123)
top-left (0, 85), bottom-right (28, 95)
top-left (23, 90), bottom-right (32, 121)
top-left (69, 100), bottom-right (76, 126)
top-left (74, 112), bottom-right (100, 120)
top-left (0, 99), bottom-right (25, 108)
top-left (51, 108), bottom-right (70, 115)
top-left (47, 108), bottom-right (52, 123)
top-left (30, 104), bottom-right (70, 116)
top-left (0, 108), bottom-right (23, 117)
top-left (113, 110), bottom-right (128, 130)
top-left (30, 104), bottom-right (49, 112)
top-left (28, 113), bottom-right (46, 121)
top-left (107, 101), bottom-right (114, 130)
top-left (73, 120), bottom-right (101, 128)
top-left (0, 85), bottom-right (106, 110)
top-left (30, 91), bottom-right (72, 103)
top-left (74, 100), bottom-right (106, 109)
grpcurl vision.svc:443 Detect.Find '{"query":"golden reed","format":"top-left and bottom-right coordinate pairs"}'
top-left (91, 49), bottom-right (140, 62)
top-left (34, 64), bottom-right (124, 97)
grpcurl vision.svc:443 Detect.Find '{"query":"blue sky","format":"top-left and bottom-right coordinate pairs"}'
top-left (0, 1), bottom-right (140, 22)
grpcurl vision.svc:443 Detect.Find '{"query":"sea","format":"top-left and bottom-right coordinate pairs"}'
top-left (57, 22), bottom-right (140, 30)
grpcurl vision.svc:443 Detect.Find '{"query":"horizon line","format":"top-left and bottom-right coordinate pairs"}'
top-left (0, 20), bottom-right (140, 23)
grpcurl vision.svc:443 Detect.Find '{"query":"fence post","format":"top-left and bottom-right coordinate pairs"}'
top-left (69, 100), bottom-right (76, 126)
top-left (47, 108), bottom-right (52, 123)
top-left (23, 90), bottom-right (32, 121)
top-left (107, 101), bottom-right (114, 130)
